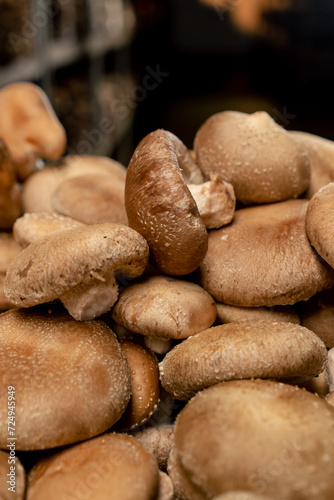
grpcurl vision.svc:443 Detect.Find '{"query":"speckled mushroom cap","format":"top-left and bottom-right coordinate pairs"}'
top-left (306, 182), bottom-right (334, 269)
top-left (4, 223), bottom-right (149, 320)
top-left (0, 450), bottom-right (26, 500)
top-left (51, 173), bottom-right (128, 225)
top-left (194, 110), bottom-right (310, 205)
top-left (198, 199), bottom-right (334, 307)
top-left (26, 432), bottom-right (160, 500)
top-left (299, 288), bottom-right (334, 348)
top-left (0, 306), bottom-right (131, 450)
top-left (112, 275), bottom-right (217, 339)
top-left (0, 137), bottom-right (22, 229)
top-left (125, 129), bottom-right (208, 276)
top-left (160, 320), bottom-right (327, 400)
top-left (13, 212), bottom-right (84, 247)
top-left (290, 130), bottom-right (334, 199)
top-left (215, 303), bottom-right (300, 325)
top-left (0, 82), bottom-right (66, 180)
top-left (173, 379), bottom-right (334, 500)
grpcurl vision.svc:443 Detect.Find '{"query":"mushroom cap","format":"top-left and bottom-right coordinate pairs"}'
top-left (299, 287), bottom-right (334, 348)
top-left (22, 165), bottom-right (65, 214)
top-left (112, 275), bottom-right (217, 339)
top-left (306, 182), bottom-right (334, 269)
top-left (0, 82), bottom-right (66, 180)
top-left (0, 232), bottom-right (22, 273)
top-left (13, 212), bottom-right (84, 247)
top-left (173, 379), bottom-right (334, 499)
top-left (194, 110), bottom-right (310, 204)
top-left (115, 339), bottom-right (160, 431)
top-left (325, 391), bottom-right (334, 407)
top-left (157, 471), bottom-right (174, 500)
top-left (4, 222), bottom-right (149, 309)
top-left (0, 306), bottom-right (131, 450)
top-left (0, 137), bottom-right (23, 229)
top-left (125, 129), bottom-right (208, 276)
top-left (215, 303), bottom-right (300, 325)
top-left (0, 449), bottom-right (26, 500)
top-left (51, 173), bottom-right (127, 225)
top-left (26, 432), bottom-right (160, 500)
top-left (198, 199), bottom-right (334, 307)
top-left (211, 494), bottom-right (275, 500)
top-left (167, 447), bottom-right (208, 500)
top-left (299, 368), bottom-right (329, 398)
top-left (326, 347), bottom-right (334, 392)
top-left (133, 424), bottom-right (174, 471)
top-left (290, 130), bottom-right (334, 199)
top-left (0, 274), bottom-right (16, 312)
top-left (160, 320), bottom-right (327, 400)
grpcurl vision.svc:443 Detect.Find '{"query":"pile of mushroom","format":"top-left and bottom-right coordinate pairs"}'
top-left (2, 85), bottom-right (334, 500)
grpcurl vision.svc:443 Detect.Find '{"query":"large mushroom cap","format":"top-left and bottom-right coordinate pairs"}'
top-left (26, 432), bottom-right (160, 500)
top-left (215, 303), bottom-right (300, 325)
top-left (173, 379), bottom-right (334, 499)
top-left (112, 275), bottom-right (217, 339)
top-left (198, 199), bottom-right (334, 307)
top-left (125, 129), bottom-right (208, 276)
top-left (160, 320), bottom-right (327, 400)
top-left (306, 182), bottom-right (334, 269)
top-left (0, 306), bottom-right (131, 450)
top-left (4, 223), bottom-right (149, 320)
top-left (194, 110), bottom-right (310, 205)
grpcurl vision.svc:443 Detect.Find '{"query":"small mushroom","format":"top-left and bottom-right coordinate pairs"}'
top-left (0, 450), bottom-right (26, 500)
top-left (25, 433), bottom-right (160, 500)
top-left (4, 223), bottom-right (149, 321)
top-left (215, 303), bottom-right (300, 325)
top-left (0, 82), bottom-right (66, 180)
top-left (160, 320), bottom-right (327, 400)
top-left (133, 424), bottom-right (174, 471)
top-left (0, 306), bottom-right (131, 450)
top-left (13, 212), bottom-right (84, 248)
top-left (305, 182), bottom-right (334, 270)
top-left (112, 275), bottom-right (217, 340)
top-left (194, 110), bottom-right (311, 205)
top-left (299, 287), bottom-right (334, 348)
top-left (198, 199), bottom-right (334, 307)
top-left (0, 137), bottom-right (22, 229)
top-left (125, 129), bottom-right (208, 275)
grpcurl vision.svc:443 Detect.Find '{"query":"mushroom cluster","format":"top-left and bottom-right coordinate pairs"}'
top-left (2, 88), bottom-right (334, 499)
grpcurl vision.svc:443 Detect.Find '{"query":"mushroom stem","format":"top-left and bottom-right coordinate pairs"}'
top-left (187, 175), bottom-right (235, 229)
top-left (60, 272), bottom-right (119, 321)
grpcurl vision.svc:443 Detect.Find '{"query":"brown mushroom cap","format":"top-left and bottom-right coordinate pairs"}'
top-left (51, 173), bottom-right (127, 225)
top-left (173, 379), bottom-right (334, 499)
top-left (22, 165), bottom-right (65, 214)
top-left (157, 471), bottom-right (174, 500)
top-left (0, 306), bottom-right (131, 450)
top-left (0, 82), bottom-right (66, 180)
top-left (160, 320), bottom-right (327, 400)
top-left (115, 339), bottom-right (160, 431)
top-left (215, 303), bottom-right (300, 325)
top-left (326, 347), bottom-right (334, 392)
top-left (0, 233), bottom-right (23, 273)
top-left (125, 129), bottom-right (208, 276)
top-left (26, 432), bottom-right (159, 500)
top-left (198, 199), bottom-right (334, 307)
top-left (112, 275), bottom-right (217, 339)
top-left (167, 447), bottom-right (208, 500)
top-left (299, 368), bottom-right (329, 398)
top-left (0, 450), bottom-right (26, 500)
top-left (194, 110), bottom-right (310, 205)
top-left (0, 137), bottom-right (22, 229)
top-left (4, 223), bottom-right (149, 321)
top-left (133, 424), bottom-right (174, 471)
top-left (211, 493), bottom-right (275, 500)
top-left (290, 130), bottom-right (334, 199)
top-left (299, 287), bottom-right (334, 348)
top-left (13, 212), bottom-right (84, 247)
top-left (305, 182), bottom-right (334, 269)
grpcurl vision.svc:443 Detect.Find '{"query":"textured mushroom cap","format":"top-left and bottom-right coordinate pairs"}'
top-left (0, 137), bottom-right (22, 229)
top-left (299, 288), bottom-right (334, 348)
top-left (0, 306), bottom-right (131, 450)
top-left (160, 320), bottom-right (327, 400)
top-left (0, 233), bottom-right (22, 273)
top-left (306, 182), bottom-right (334, 269)
top-left (125, 129), bottom-right (208, 276)
top-left (13, 212), bottom-right (84, 247)
top-left (173, 379), bottom-right (334, 499)
top-left (51, 173), bottom-right (127, 225)
top-left (290, 130), bottom-right (334, 199)
top-left (0, 274), bottom-right (16, 311)
top-left (112, 275), bottom-right (217, 339)
top-left (0, 450), bottom-right (26, 500)
top-left (115, 339), bottom-right (160, 431)
top-left (134, 425), bottom-right (174, 470)
top-left (211, 494), bottom-right (275, 500)
top-left (4, 223), bottom-right (149, 308)
top-left (0, 82), bottom-right (66, 180)
top-left (216, 303), bottom-right (300, 325)
top-left (194, 110), bottom-right (310, 204)
top-left (198, 199), bottom-right (334, 307)
top-left (26, 432), bottom-right (159, 500)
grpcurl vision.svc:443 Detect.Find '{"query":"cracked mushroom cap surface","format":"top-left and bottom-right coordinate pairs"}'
top-left (125, 129), bottom-right (208, 276)
top-left (4, 223), bottom-right (149, 317)
top-left (160, 320), bottom-right (327, 400)
top-left (194, 110), bottom-right (310, 205)
top-left (173, 378), bottom-right (334, 500)
top-left (112, 275), bottom-right (217, 339)
top-left (198, 199), bottom-right (334, 307)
